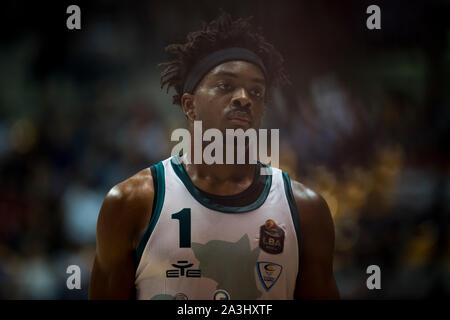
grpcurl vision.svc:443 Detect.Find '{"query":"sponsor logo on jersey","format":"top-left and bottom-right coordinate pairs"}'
top-left (213, 289), bottom-right (230, 300)
top-left (174, 292), bottom-right (189, 300)
top-left (259, 219), bottom-right (285, 254)
top-left (166, 260), bottom-right (201, 278)
top-left (256, 261), bottom-right (282, 291)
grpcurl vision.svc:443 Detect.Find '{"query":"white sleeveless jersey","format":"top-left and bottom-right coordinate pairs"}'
top-left (135, 155), bottom-right (301, 300)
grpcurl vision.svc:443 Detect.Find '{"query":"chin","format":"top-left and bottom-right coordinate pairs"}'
top-left (227, 124), bottom-right (251, 131)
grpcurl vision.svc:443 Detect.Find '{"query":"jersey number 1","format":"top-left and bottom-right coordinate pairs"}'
top-left (171, 208), bottom-right (191, 248)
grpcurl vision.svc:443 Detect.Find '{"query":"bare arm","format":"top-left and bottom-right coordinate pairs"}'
top-left (88, 169), bottom-right (154, 299)
top-left (292, 180), bottom-right (340, 299)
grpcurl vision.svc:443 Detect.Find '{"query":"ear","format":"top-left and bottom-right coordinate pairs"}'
top-left (181, 93), bottom-right (196, 121)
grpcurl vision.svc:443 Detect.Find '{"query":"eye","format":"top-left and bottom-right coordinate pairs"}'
top-left (218, 83), bottom-right (232, 91)
top-left (251, 88), bottom-right (264, 98)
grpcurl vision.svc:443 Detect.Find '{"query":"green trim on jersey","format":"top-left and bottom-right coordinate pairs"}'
top-left (136, 161), bottom-right (166, 267)
top-left (170, 156), bottom-right (272, 213)
top-left (282, 172), bottom-right (302, 276)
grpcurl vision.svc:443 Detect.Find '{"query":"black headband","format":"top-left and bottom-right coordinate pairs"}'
top-left (183, 47), bottom-right (267, 94)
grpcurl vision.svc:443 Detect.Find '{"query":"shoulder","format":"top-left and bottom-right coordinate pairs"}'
top-left (289, 179), bottom-right (335, 243)
top-left (104, 168), bottom-right (154, 211)
top-left (98, 167), bottom-right (155, 251)
top-left (290, 180), bottom-right (330, 218)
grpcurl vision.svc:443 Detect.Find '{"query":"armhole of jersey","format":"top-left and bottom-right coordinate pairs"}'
top-left (135, 162), bottom-right (166, 268)
top-left (282, 172), bottom-right (302, 280)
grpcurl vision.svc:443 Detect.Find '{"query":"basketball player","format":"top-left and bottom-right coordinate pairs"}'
top-left (89, 12), bottom-right (340, 300)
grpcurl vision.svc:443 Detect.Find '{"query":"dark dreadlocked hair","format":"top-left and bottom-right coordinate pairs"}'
top-left (159, 10), bottom-right (289, 106)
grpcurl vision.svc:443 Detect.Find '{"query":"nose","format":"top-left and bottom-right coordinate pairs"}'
top-left (231, 88), bottom-right (251, 109)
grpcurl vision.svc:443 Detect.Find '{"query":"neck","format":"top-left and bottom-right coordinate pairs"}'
top-left (185, 158), bottom-right (256, 182)
top-left (180, 147), bottom-right (257, 196)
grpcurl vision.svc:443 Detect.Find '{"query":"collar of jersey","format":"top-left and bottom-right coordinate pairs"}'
top-left (170, 155), bottom-right (272, 213)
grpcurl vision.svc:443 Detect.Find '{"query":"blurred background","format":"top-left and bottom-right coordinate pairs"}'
top-left (0, 0), bottom-right (449, 299)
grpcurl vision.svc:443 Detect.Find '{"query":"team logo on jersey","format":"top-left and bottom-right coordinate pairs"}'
top-left (256, 262), bottom-right (283, 291)
top-left (174, 292), bottom-right (189, 300)
top-left (259, 219), bottom-right (285, 254)
top-left (166, 260), bottom-right (201, 278)
top-left (213, 289), bottom-right (230, 300)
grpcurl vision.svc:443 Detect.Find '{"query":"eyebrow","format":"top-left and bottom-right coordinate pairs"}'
top-left (212, 71), bottom-right (266, 86)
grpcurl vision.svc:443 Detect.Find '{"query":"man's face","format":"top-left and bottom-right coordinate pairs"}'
top-left (183, 60), bottom-right (266, 133)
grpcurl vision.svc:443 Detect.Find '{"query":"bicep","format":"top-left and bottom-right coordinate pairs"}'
top-left (88, 189), bottom-right (137, 300)
top-left (292, 184), bottom-right (340, 299)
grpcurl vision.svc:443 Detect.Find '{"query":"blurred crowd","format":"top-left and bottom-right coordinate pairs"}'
top-left (0, 0), bottom-right (448, 299)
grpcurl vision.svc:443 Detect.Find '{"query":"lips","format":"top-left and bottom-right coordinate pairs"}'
top-left (227, 112), bottom-right (251, 124)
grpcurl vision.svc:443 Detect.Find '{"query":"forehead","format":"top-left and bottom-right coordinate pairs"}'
top-left (204, 60), bottom-right (266, 85)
